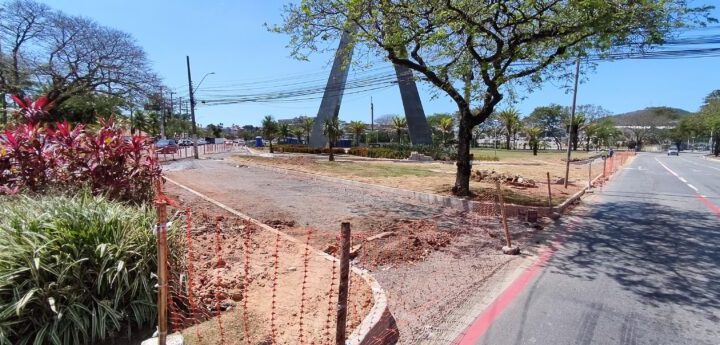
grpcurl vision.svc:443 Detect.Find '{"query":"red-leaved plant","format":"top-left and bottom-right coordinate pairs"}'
top-left (0, 96), bottom-right (161, 203)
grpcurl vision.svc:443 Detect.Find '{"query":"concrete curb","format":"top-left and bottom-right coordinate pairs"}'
top-left (557, 156), bottom-right (634, 212)
top-left (164, 177), bottom-right (397, 345)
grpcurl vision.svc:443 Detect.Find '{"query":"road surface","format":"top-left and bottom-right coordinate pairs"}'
top-left (462, 152), bottom-right (720, 345)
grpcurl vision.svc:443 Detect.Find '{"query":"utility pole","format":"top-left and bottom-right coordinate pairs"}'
top-left (370, 97), bottom-right (374, 145)
top-left (1, 93), bottom-right (7, 126)
top-left (169, 91), bottom-right (175, 120)
top-left (370, 96), bottom-right (374, 132)
top-left (187, 56), bottom-right (200, 159)
top-left (564, 59), bottom-right (581, 189)
top-left (159, 86), bottom-right (166, 139)
top-left (129, 107), bottom-right (134, 135)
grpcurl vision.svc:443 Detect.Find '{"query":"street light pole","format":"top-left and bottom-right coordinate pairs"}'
top-left (186, 56), bottom-right (200, 159)
top-left (564, 59), bottom-right (581, 189)
top-left (186, 55), bottom-right (214, 159)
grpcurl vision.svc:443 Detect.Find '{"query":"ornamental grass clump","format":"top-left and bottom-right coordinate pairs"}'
top-left (0, 193), bottom-right (160, 344)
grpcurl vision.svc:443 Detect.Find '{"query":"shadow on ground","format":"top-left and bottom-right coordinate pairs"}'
top-left (549, 200), bottom-right (720, 321)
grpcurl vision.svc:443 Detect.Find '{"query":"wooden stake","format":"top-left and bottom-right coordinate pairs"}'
top-left (546, 172), bottom-right (553, 211)
top-left (155, 199), bottom-right (169, 345)
top-left (336, 222), bottom-right (351, 345)
top-left (603, 157), bottom-right (607, 179)
top-left (495, 181), bottom-right (512, 248)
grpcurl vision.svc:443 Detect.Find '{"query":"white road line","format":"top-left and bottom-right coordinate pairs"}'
top-left (680, 157), bottom-right (720, 172)
top-left (655, 157), bottom-right (700, 194)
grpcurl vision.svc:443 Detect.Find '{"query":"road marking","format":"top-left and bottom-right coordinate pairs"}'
top-left (453, 214), bottom-right (585, 344)
top-left (680, 157), bottom-right (720, 172)
top-left (656, 158), bottom-right (720, 218)
top-left (655, 158), bottom-right (680, 177)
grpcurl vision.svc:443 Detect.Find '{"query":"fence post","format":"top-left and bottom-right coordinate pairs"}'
top-left (495, 181), bottom-right (519, 255)
top-left (603, 157), bottom-right (607, 179)
top-left (155, 197), bottom-right (169, 345)
top-left (546, 172), bottom-right (553, 210)
top-left (336, 222), bottom-right (351, 345)
top-left (588, 162), bottom-right (592, 189)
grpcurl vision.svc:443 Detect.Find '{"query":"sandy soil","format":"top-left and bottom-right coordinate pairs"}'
top-left (162, 158), bottom-right (544, 344)
top-left (228, 153), bottom-right (604, 206)
top-left (162, 184), bottom-right (373, 345)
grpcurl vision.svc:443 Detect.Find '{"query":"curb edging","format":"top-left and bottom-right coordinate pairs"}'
top-left (164, 177), bottom-right (397, 345)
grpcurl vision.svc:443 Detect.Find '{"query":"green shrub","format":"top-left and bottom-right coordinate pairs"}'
top-left (0, 193), bottom-right (165, 344)
top-left (348, 144), bottom-right (459, 161)
top-left (275, 144), bottom-right (344, 155)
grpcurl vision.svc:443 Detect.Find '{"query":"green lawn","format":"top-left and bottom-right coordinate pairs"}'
top-left (471, 148), bottom-right (597, 162)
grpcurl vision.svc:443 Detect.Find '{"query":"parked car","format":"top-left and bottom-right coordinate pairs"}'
top-left (155, 139), bottom-right (179, 154)
top-left (178, 139), bottom-right (193, 146)
top-left (667, 148), bottom-right (679, 156)
top-left (196, 139), bottom-right (207, 145)
top-left (234, 139), bottom-right (246, 146)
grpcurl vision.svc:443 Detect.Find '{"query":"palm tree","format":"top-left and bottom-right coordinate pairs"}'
top-left (347, 121), bottom-right (367, 147)
top-left (278, 122), bottom-right (290, 144)
top-left (261, 115), bottom-right (278, 153)
top-left (567, 113), bottom-right (586, 151)
top-left (525, 126), bottom-right (543, 156)
top-left (437, 117), bottom-right (454, 145)
top-left (391, 116), bottom-right (407, 144)
top-left (292, 127), bottom-right (305, 144)
top-left (323, 117), bottom-right (343, 161)
top-left (301, 117), bottom-right (314, 146)
top-left (498, 108), bottom-right (521, 150)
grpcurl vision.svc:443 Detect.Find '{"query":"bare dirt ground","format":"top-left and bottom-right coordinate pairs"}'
top-left (229, 153), bottom-right (603, 207)
top-left (163, 158), bottom-right (546, 344)
top-left (162, 184), bottom-right (373, 345)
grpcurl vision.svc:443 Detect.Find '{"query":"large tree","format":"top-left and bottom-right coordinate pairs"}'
top-left (526, 104), bottom-right (567, 150)
top-left (275, 0), bottom-right (714, 195)
top-left (701, 90), bottom-right (720, 156)
top-left (0, 0), bottom-right (159, 117)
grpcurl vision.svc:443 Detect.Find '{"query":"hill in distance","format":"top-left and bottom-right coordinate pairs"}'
top-left (611, 107), bottom-right (692, 127)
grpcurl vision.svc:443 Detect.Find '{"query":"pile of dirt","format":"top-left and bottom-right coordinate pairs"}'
top-left (472, 169), bottom-right (537, 188)
top-left (327, 218), bottom-right (454, 267)
top-left (264, 219), bottom-right (296, 229)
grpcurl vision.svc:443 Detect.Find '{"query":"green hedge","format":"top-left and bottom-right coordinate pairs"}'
top-left (348, 144), bottom-right (460, 161)
top-left (274, 144), bottom-right (345, 155)
top-left (0, 193), bottom-right (171, 344)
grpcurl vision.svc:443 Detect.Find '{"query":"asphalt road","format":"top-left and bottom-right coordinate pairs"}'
top-left (473, 152), bottom-right (720, 345)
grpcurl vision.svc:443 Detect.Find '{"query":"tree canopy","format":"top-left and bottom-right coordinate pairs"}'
top-left (275, 0), bottom-right (715, 195)
top-left (0, 0), bottom-right (159, 111)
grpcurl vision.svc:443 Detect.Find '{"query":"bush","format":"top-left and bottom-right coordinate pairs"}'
top-left (275, 144), bottom-right (345, 155)
top-left (0, 193), bottom-right (166, 344)
top-left (347, 144), bottom-right (459, 161)
top-left (0, 119), bottom-right (161, 203)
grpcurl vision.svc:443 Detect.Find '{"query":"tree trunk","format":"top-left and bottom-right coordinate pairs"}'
top-left (585, 136), bottom-right (590, 151)
top-left (505, 135), bottom-right (511, 150)
top-left (532, 142), bottom-right (538, 155)
top-left (269, 140), bottom-right (274, 153)
top-left (452, 112), bottom-right (473, 196)
top-left (306, 134), bottom-right (310, 146)
top-left (714, 132), bottom-right (719, 156)
top-left (329, 142), bottom-right (335, 161)
top-left (0, 93), bottom-right (6, 126)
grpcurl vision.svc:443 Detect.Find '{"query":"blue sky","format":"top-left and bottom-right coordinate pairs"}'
top-left (45, 0), bottom-right (720, 127)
